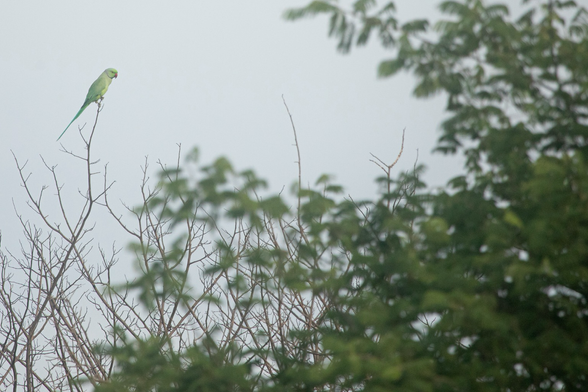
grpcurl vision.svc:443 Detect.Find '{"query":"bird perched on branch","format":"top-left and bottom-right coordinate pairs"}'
top-left (57, 68), bottom-right (118, 141)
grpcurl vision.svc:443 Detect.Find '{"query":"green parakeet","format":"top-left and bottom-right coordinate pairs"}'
top-left (57, 68), bottom-right (118, 141)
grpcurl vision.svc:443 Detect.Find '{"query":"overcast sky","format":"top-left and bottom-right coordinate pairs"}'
top-left (0, 0), bottom-right (460, 251)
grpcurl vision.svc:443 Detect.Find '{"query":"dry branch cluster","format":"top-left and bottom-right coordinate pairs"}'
top-left (0, 109), bottom-right (407, 391)
top-left (0, 160), bottom-right (324, 389)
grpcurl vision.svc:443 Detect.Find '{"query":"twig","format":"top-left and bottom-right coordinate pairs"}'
top-left (282, 96), bottom-right (309, 245)
top-left (369, 128), bottom-right (406, 208)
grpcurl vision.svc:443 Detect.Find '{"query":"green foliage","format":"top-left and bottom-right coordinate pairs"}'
top-left (94, 1), bottom-right (588, 391)
top-left (287, 0), bottom-right (588, 169)
top-left (93, 335), bottom-right (252, 392)
top-left (284, 1), bottom-right (399, 52)
top-left (280, 0), bottom-right (588, 390)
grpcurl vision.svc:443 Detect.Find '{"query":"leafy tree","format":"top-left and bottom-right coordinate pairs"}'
top-left (2, 1), bottom-right (588, 391)
top-left (279, 0), bottom-right (588, 390)
top-left (87, 0), bottom-right (588, 390)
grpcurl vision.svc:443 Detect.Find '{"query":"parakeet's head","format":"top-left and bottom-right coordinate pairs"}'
top-left (105, 68), bottom-right (118, 79)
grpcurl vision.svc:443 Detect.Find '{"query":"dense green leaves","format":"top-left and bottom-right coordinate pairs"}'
top-left (93, 336), bottom-right (252, 392)
top-left (283, 0), bottom-right (588, 390)
top-left (288, 0), bottom-right (588, 168)
top-left (94, 1), bottom-right (588, 391)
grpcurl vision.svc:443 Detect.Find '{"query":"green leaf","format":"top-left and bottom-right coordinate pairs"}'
top-left (283, 1), bottom-right (339, 21)
top-left (378, 58), bottom-right (405, 77)
top-left (259, 195), bottom-right (290, 218)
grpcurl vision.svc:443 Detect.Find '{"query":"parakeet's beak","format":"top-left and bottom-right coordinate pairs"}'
top-left (114, 73), bottom-right (118, 78)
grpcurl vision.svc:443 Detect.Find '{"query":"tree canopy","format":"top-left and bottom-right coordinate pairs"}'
top-left (1, 0), bottom-right (587, 391)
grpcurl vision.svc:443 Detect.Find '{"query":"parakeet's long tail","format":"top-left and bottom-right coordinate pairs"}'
top-left (57, 103), bottom-right (90, 141)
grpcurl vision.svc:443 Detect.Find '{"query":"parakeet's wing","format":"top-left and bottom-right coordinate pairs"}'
top-left (83, 71), bottom-right (113, 107)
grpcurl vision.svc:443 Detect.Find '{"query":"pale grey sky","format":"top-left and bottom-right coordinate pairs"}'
top-left (0, 0), bottom-right (459, 249)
